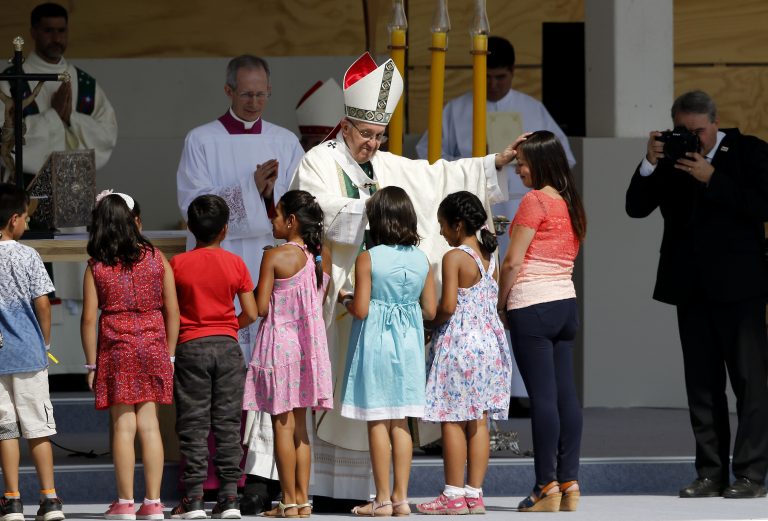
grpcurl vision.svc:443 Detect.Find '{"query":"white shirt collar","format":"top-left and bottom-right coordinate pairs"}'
top-left (705, 131), bottom-right (726, 162)
top-left (228, 108), bottom-right (260, 130)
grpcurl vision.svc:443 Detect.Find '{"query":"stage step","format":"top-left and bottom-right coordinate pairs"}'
top-left (3, 395), bottom-right (704, 502)
top-left (11, 456), bottom-right (698, 503)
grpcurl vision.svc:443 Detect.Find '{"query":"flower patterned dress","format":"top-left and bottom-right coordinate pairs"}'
top-left (424, 245), bottom-right (512, 421)
top-left (244, 242), bottom-right (333, 415)
top-left (90, 248), bottom-right (174, 410)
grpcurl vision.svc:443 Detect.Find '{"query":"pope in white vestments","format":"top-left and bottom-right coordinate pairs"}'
top-left (291, 52), bottom-right (522, 504)
top-left (176, 56), bottom-right (303, 500)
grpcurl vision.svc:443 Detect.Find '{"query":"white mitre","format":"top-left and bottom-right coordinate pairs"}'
top-left (342, 52), bottom-right (404, 125)
top-left (295, 78), bottom-right (343, 135)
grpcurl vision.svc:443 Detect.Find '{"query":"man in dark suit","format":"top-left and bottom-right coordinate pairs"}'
top-left (626, 90), bottom-right (768, 499)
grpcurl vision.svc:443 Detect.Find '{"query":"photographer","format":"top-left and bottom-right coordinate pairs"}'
top-left (626, 90), bottom-right (768, 499)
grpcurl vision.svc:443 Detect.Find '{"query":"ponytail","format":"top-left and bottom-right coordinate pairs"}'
top-left (478, 225), bottom-right (498, 254)
top-left (278, 190), bottom-right (325, 289)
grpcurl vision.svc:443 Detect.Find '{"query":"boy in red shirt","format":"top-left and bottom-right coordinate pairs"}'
top-left (170, 194), bottom-right (258, 519)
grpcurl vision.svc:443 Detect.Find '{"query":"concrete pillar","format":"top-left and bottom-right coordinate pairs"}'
top-left (585, 0), bottom-right (674, 137)
top-left (576, 0), bottom-right (688, 408)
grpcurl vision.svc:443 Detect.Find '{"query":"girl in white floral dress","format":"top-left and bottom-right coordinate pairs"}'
top-left (418, 191), bottom-right (512, 515)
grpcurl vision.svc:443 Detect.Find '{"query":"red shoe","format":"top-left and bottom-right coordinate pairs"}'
top-left (104, 501), bottom-right (136, 520)
top-left (465, 495), bottom-right (485, 514)
top-left (416, 494), bottom-right (469, 515)
top-left (136, 502), bottom-right (165, 520)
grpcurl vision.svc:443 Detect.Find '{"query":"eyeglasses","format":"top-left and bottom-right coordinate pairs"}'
top-left (237, 91), bottom-right (271, 101)
top-left (347, 118), bottom-right (388, 144)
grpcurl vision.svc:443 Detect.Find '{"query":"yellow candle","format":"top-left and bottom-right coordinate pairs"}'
top-left (472, 33), bottom-right (488, 157)
top-left (389, 28), bottom-right (406, 156)
top-left (428, 31), bottom-right (447, 164)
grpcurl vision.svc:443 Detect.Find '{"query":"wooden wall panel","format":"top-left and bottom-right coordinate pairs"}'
top-left (0, 0), bottom-right (369, 58)
top-left (1, 0), bottom-right (584, 60)
top-left (675, 66), bottom-right (768, 140)
top-left (674, 0), bottom-right (768, 64)
top-left (408, 66), bottom-right (541, 134)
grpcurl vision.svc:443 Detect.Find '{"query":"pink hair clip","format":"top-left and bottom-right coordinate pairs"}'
top-left (95, 189), bottom-right (114, 204)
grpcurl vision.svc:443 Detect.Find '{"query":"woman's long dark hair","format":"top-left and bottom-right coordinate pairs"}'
top-left (279, 190), bottom-right (325, 288)
top-left (518, 130), bottom-right (587, 241)
top-left (87, 194), bottom-right (154, 268)
top-left (438, 191), bottom-right (497, 254)
top-left (365, 186), bottom-right (420, 247)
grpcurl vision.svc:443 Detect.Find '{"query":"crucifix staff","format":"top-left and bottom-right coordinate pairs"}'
top-left (0, 36), bottom-right (69, 188)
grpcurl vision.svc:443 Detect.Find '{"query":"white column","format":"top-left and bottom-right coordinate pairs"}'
top-left (577, 0), bottom-right (687, 408)
top-left (585, 0), bottom-right (674, 137)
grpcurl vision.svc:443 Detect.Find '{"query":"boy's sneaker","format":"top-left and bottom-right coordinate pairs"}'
top-left (104, 501), bottom-right (135, 520)
top-left (36, 498), bottom-right (66, 521)
top-left (136, 502), bottom-right (165, 520)
top-left (465, 495), bottom-right (486, 514)
top-left (170, 497), bottom-right (206, 520)
top-left (416, 494), bottom-right (469, 515)
top-left (1, 497), bottom-right (25, 521)
top-left (211, 497), bottom-right (240, 519)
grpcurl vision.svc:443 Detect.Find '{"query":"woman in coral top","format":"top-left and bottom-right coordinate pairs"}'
top-left (498, 130), bottom-right (587, 513)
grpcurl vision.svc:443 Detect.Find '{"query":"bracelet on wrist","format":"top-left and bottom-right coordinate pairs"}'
top-left (84, 364), bottom-right (96, 372)
top-left (170, 356), bottom-right (175, 363)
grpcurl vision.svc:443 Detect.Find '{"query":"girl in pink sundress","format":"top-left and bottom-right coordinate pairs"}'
top-left (418, 191), bottom-right (512, 515)
top-left (243, 190), bottom-right (332, 519)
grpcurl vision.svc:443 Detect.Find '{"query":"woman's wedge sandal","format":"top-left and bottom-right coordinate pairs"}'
top-left (518, 481), bottom-right (562, 512)
top-left (560, 481), bottom-right (581, 512)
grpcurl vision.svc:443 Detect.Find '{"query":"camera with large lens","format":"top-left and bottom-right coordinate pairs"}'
top-left (655, 126), bottom-right (700, 164)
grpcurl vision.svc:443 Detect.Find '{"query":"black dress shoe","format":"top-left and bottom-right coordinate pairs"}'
top-left (723, 477), bottom-right (767, 499)
top-left (679, 477), bottom-right (725, 498)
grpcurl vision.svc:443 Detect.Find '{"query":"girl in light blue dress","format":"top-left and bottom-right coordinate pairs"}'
top-left (338, 186), bottom-right (436, 517)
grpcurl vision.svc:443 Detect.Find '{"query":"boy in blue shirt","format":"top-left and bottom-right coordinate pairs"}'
top-left (0, 184), bottom-right (64, 521)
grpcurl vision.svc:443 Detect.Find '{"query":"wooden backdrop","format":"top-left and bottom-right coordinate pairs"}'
top-left (2, 0), bottom-right (767, 138)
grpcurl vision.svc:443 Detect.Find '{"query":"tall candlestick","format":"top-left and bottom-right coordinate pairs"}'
top-left (427, 0), bottom-right (450, 164)
top-left (388, 0), bottom-right (407, 156)
top-left (471, 0), bottom-right (490, 157)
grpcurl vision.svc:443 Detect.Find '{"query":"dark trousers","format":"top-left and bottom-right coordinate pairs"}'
top-left (677, 297), bottom-right (768, 484)
top-left (507, 298), bottom-right (582, 486)
top-left (174, 336), bottom-right (246, 498)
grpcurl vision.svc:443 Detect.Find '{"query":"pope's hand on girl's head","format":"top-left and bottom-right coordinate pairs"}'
top-left (496, 132), bottom-right (533, 168)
